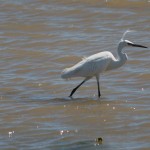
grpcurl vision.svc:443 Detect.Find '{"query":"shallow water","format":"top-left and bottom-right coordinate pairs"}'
top-left (0, 0), bottom-right (150, 149)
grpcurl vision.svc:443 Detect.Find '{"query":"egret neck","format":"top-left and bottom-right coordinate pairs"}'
top-left (106, 42), bottom-right (128, 71)
top-left (116, 42), bottom-right (128, 69)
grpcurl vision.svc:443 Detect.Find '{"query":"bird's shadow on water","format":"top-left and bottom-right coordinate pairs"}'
top-left (21, 96), bottom-right (107, 105)
top-left (20, 93), bottom-right (111, 106)
top-left (47, 96), bottom-right (109, 104)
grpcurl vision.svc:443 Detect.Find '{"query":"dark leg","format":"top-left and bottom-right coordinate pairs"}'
top-left (96, 76), bottom-right (101, 98)
top-left (69, 78), bottom-right (90, 98)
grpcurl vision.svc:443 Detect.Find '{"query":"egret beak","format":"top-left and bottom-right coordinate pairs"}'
top-left (128, 43), bottom-right (147, 48)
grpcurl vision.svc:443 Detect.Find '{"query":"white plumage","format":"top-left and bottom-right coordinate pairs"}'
top-left (61, 31), bottom-right (147, 98)
top-left (61, 51), bottom-right (114, 79)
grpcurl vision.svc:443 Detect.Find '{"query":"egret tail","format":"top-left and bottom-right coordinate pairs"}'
top-left (61, 67), bottom-right (79, 79)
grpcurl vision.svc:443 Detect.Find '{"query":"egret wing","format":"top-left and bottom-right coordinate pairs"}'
top-left (78, 53), bottom-right (111, 77)
top-left (61, 51), bottom-right (112, 79)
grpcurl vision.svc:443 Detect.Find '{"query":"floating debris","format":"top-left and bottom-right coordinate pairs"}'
top-left (38, 83), bottom-right (42, 87)
top-left (112, 106), bottom-right (115, 110)
top-left (130, 107), bottom-right (136, 110)
top-left (8, 131), bottom-right (14, 138)
top-left (95, 137), bottom-right (103, 145)
top-left (59, 129), bottom-right (78, 136)
top-left (60, 130), bottom-right (64, 135)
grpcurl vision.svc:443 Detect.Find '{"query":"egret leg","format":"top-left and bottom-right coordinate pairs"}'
top-left (96, 76), bottom-right (101, 98)
top-left (69, 77), bottom-right (90, 98)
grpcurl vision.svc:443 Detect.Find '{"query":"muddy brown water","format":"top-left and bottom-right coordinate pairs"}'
top-left (0, 0), bottom-right (150, 149)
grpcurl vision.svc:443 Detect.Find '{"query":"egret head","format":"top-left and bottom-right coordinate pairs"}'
top-left (119, 39), bottom-right (147, 49)
top-left (119, 30), bottom-right (148, 49)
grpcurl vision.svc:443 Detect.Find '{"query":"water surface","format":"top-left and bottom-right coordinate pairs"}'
top-left (0, 0), bottom-right (150, 149)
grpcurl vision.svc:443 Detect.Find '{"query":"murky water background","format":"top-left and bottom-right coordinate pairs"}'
top-left (0, 0), bottom-right (150, 149)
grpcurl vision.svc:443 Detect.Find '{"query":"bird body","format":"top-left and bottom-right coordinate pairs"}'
top-left (61, 51), bottom-right (116, 79)
top-left (61, 32), bottom-right (147, 98)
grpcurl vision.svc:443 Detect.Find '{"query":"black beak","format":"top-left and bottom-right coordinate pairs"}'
top-left (128, 43), bottom-right (148, 48)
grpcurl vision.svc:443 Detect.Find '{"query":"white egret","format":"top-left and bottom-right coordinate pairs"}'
top-left (61, 31), bottom-right (147, 98)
